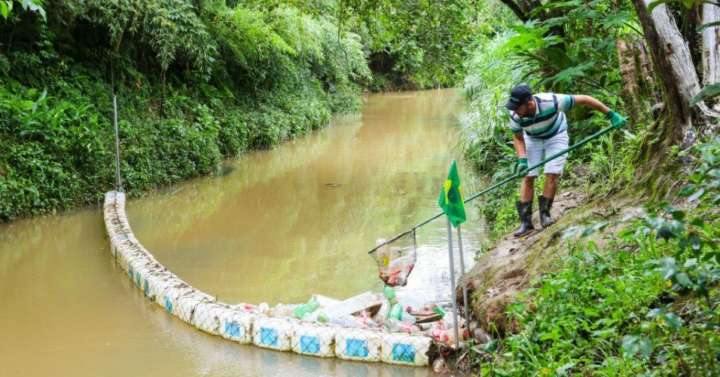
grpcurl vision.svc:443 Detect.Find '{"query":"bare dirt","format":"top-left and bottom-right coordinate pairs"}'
top-left (460, 190), bottom-right (587, 335)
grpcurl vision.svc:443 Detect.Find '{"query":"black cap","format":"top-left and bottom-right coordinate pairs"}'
top-left (505, 84), bottom-right (533, 111)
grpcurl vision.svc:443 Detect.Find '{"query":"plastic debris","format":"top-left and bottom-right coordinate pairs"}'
top-left (292, 297), bottom-right (319, 319)
top-left (373, 235), bottom-right (417, 287)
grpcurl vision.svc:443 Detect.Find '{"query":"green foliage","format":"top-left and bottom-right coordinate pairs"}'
top-left (474, 138), bottom-right (720, 376)
top-left (691, 83), bottom-right (720, 107)
top-left (63, 0), bottom-right (217, 75)
top-left (0, 0), bottom-right (368, 220)
top-left (462, 32), bottom-right (521, 174)
top-left (1, 0), bottom-right (45, 21)
top-left (508, 0), bottom-right (633, 95)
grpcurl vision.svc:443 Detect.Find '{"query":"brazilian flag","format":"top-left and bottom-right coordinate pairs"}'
top-left (438, 160), bottom-right (466, 228)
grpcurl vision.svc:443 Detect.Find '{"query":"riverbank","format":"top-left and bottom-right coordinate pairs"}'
top-left (453, 138), bottom-right (720, 375)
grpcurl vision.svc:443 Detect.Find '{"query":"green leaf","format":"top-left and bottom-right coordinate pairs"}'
top-left (663, 312), bottom-right (683, 330)
top-left (691, 83), bottom-right (720, 106)
top-left (483, 339), bottom-right (498, 353)
top-left (697, 21), bottom-right (720, 33)
top-left (639, 338), bottom-right (654, 359)
top-left (675, 272), bottom-right (693, 288)
top-left (1, 2), bottom-right (8, 19)
top-left (658, 257), bottom-right (678, 280)
top-left (647, 0), bottom-right (668, 12)
top-left (622, 335), bottom-right (652, 359)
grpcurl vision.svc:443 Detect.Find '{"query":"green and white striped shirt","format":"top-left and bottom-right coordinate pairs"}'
top-left (509, 93), bottom-right (575, 139)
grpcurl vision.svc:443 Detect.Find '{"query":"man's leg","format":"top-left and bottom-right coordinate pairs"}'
top-left (515, 134), bottom-right (541, 237)
top-left (543, 173), bottom-right (559, 198)
top-left (514, 176), bottom-right (535, 237)
top-left (521, 176), bottom-right (535, 203)
top-left (538, 131), bottom-right (569, 228)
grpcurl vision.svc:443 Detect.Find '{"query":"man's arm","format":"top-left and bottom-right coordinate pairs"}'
top-left (512, 132), bottom-right (526, 157)
top-left (573, 95), bottom-right (610, 114)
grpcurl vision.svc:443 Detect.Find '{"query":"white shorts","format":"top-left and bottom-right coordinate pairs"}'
top-left (524, 130), bottom-right (570, 177)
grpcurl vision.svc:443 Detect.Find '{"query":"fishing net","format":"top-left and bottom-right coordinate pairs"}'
top-left (372, 229), bottom-right (417, 287)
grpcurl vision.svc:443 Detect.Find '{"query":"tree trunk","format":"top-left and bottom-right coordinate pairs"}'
top-left (702, 3), bottom-right (720, 111)
top-left (616, 38), bottom-right (642, 121)
top-left (632, 0), bottom-right (705, 147)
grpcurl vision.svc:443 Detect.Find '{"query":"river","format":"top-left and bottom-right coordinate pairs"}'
top-left (0, 89), bottom-right (484, 376)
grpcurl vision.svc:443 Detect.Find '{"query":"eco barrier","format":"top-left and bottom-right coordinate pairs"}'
top-left (103, 191), bottom-right (432, 367)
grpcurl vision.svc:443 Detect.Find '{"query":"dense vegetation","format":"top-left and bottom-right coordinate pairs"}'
top-left (0, 0), bottom-right (482, 221)
top-left (470, 139), bottom-right (720, 375)
top-left (459, 0), bottom-right (720, 374)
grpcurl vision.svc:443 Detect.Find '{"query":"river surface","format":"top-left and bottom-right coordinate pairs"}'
top-left (0, 89), bottom-right (485, 377)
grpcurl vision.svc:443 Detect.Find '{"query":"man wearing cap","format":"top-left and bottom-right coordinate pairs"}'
top-left (505, 84), bottom-right (626, 237)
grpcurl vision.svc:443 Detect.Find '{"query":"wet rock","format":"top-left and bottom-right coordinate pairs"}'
top-left (473, 328), bottom-right (491, 344)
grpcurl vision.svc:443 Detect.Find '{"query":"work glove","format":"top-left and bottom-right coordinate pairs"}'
top-left (606, 110), bottom-right (627, 129)
top-left (514, 157), bottom-right (528, 176)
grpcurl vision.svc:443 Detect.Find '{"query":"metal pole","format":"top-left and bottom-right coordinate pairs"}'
top-left (457, 225), bottom-right (469, 320)
top-left (446, 217), bottom-right (460, 349)
top-left (113, 93), bottom-right (122, 192)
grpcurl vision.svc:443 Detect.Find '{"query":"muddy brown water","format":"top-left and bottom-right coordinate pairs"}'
top-left (0, 89), bottom-right (484, 376)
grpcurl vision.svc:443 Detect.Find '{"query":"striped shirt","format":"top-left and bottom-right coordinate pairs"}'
top-left (509, 93), bottom-right (575, 139)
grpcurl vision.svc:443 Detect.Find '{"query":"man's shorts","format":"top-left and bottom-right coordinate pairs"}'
top-left (523, 130), bottom-right (570, 177)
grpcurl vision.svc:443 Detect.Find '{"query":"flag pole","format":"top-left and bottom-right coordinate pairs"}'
top-left (446, 217), bottom-right (460, 349)
top-left (457, 225), bottom-right (469, 320)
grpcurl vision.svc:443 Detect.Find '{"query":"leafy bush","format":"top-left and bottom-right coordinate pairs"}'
top-left (475, 138), bottom-right (720, 376)
top-left (0, 0), bottom-right (369, 220)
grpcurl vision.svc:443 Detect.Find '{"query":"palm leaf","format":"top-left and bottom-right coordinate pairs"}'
top-left (690, 84), bottom-right (720, 106)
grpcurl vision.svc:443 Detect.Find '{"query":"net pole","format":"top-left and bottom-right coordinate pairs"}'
top-left (113, 94), bottom-right (122, 192)
top-left (367, 124), bottom-right (620, 254)
top-left (457, 225), bottom-right (469, 320)
top-left (111, 63), bottom-right (122, 192)
top-left (446, 217), bottom-right (460, 349)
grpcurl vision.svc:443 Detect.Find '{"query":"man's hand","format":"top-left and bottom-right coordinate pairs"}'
top-left (606, 110), bottom-right (627, 129)
top-left (514, 157), bottom-right (528, 176)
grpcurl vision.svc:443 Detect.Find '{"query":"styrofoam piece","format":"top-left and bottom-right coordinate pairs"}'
top-left (253, 317), bottom-right (293, 351)
top-left (335, 329), bottom-right (382, 362)
top-left (219, 309), bottom-right (255, 344)
top-left (380, 333), bottom-right (431, 366)
top-left (291, 323), bottom-right (337, 357)
top-left (322, 291), bottom-right (383, 319)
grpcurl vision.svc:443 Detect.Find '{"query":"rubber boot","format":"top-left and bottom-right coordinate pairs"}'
top-left (513, 200), bottom-right (534, 237)
top-left (538, 195), bottom-right (555, 228)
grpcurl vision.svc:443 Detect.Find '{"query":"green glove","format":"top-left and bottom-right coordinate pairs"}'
top-left (514, 157), bottom-right (528, 176)
top-left (606, 110), bottom-right (627, 129)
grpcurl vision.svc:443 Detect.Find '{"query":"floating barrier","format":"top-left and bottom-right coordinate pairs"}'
top-left (103, 191), bottom-right (432, 366)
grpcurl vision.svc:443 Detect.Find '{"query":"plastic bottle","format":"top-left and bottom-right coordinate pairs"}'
top-left (292, 297), bottom-right (319, 319)
top-left (389, 302), bottom-right (403, 320)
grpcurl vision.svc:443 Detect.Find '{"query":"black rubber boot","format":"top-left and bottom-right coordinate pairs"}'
top-left (538, 195), bottom-right (555, 228)
top-left (513, 200), bottom-right (534, 237)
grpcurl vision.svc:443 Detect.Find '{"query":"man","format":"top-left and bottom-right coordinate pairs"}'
top-left (505, 84), bottom-right (626, 237)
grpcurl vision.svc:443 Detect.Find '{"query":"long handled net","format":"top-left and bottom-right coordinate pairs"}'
top-left (372, 228), bottom-right (417, 287)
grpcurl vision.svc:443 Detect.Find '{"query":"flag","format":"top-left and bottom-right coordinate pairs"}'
top-left (438, 160), bottom-right (466, 227)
